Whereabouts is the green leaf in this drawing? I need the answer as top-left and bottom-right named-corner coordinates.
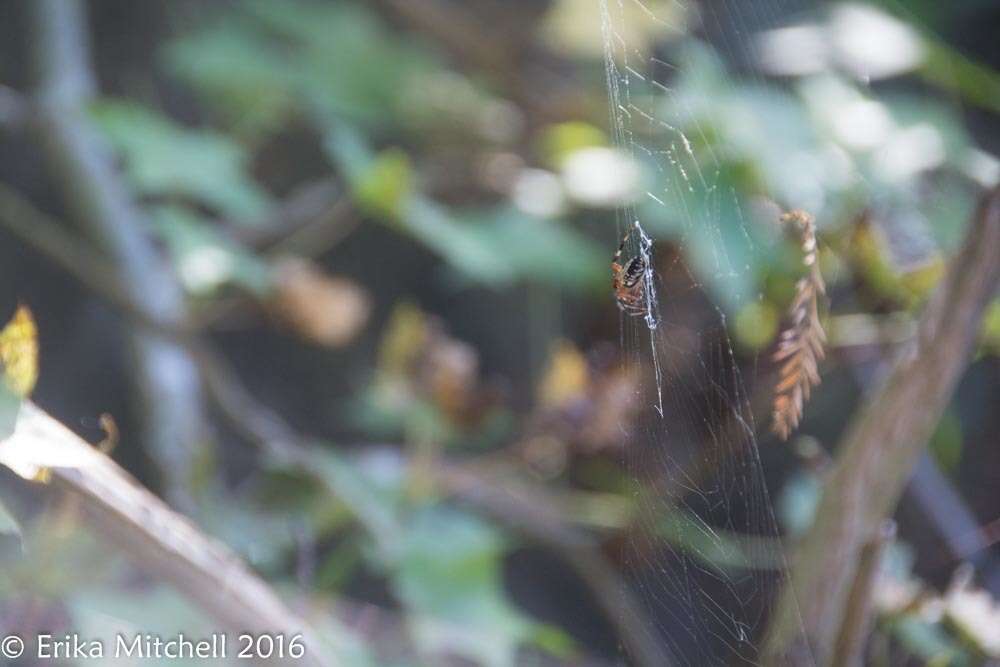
top-left (324, 125), bottom-right (514, 285)
top-left (246, 0), bottom-right (435, 125)
top-left (354, 149), bottom-right (415, 220)
top-left (392, 506), bottom-right (534, 667)
top-left (325, 124), bottom-right (606, 290)
top-left (467, 208), bottom-right (607, 290)
top-left (198, 499), bottom-right (299, 573)
top-left (402, 198), bottom-right (517, 286)
top-left (306, 451), bottom-right (551, 667)
top-left (315, 538), bottom-right (364, 592)
top-left (890, 615), bottom-right (969, 666)
top-left (166, 1), bottom-right (437, 131)
top-left (164, 19), bottom-right (299, 136)
top-left (91, 101), bottom-right (272, 221)
top-left (639, 166), bottom-right (771, 312)
top-left (308, 449), bottom-right (405, 553)
top-left (733, 301), bottom-right (779, 350)
top-left (540, 121), bottom-right (608, 167)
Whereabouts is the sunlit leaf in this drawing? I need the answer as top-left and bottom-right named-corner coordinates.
top-left (734, 301), bottom-right (780, 350)
top-left (541, 0), bottom-right (689, 59)
top-left (0, 305), bottom-right (38, 400)
top-left (353, 149), bottom-right (414, 221)
top-left (540, 121), bottom-right (608, 167)
top-left (537, 340), bottom-right (589, 408)
top-left (0, 306), bottom-right (37, 442)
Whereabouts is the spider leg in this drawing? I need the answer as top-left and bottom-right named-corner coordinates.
top-left (616, 289), bottom-right (648, 317)
top-left (613, 229), bottom-right (633, 263)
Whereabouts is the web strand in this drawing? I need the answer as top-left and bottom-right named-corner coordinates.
top-left (599, 0), bottom-right (813, 663)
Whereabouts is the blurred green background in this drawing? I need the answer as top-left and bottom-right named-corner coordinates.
top-left (0, 0), bottom-right (998, 665)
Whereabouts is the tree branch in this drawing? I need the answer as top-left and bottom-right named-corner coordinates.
top-left (764, 186), bottom-right (1000, 664)
top-left (25, 0), bottom-right (206, 509)
top-left (829, 521), bottom-right (895, 667)
top-left (1, 402), bottom-right (336, 667)
top-left (0, 85), bottom-right (29, 129)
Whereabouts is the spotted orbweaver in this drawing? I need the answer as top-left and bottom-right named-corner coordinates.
top-left (611, 229), bottom-right (649, 317)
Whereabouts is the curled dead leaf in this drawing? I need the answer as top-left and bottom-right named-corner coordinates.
top-left (97, 413), bottom-right (119, 455)
top-left (270, 256), bottom-right (370, 347)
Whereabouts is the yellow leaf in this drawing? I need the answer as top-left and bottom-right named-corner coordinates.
top-left (537, 340), bottom-right (589, 408)
top-left (0, 305), bottom-right (39, 398)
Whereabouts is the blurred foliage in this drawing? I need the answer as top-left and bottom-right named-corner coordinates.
top-left (91, 101), bottom-right (273, 221)
top-left (150, 204), bottom-right (272, 296)
top-left (300, 450), bottom-right (568, 666)
top-left (1, 0), bottom-right (998, 664)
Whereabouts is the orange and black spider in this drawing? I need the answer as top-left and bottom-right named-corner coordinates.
top-left (611, 229), bottom-right (648, 317)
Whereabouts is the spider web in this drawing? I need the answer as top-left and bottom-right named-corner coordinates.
top-left (599, 1), bottom-right (814, 663)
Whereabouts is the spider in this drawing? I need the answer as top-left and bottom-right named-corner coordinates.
top-left (611, 229), bottom-right (649, 317)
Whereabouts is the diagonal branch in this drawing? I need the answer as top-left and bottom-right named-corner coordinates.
top-left (1, 402), bottom-right (336, 667)
top-left (764, 186), bottom-right (1000, 664)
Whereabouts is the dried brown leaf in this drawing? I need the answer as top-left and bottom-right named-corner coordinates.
top-left (772, 210), bottom-right (828, 441)
top-left (270, 256), bottom-right (371, 347)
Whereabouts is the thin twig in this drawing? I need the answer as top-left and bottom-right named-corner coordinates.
top-left (222, 178), bottom-right (346, 250)
top-left (0, 183), bottom-right (189, 337)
